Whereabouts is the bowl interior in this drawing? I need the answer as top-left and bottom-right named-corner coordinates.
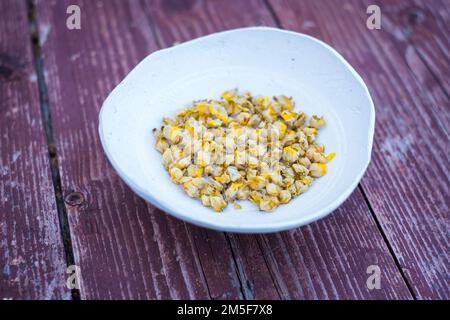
top-left (99, 27), bottom-right (374, 233)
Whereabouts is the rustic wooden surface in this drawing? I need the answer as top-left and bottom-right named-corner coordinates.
top-left (0, 0), bottom-right (448, 300)
top-left (0, 0), bottom-right (70, 299)
top-left (267, 0), bottom-right (449, 299)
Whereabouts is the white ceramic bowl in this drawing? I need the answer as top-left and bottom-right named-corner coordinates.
top-left (99, 27), bottom-right (375, 233)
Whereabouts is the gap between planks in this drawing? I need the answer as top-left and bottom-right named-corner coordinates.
top-left (26, 0), bottom-right (80, 300)
top-left (138, 0), bottom-right (252, 300)
top-left (262, 0), bottom-right (418, 299)
top-left (140, 0), bottom-right (411, 299)
top-left (27, 0), bottom-right (423, 299)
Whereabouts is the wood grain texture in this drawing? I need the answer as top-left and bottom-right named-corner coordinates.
top-left (0, 0), bottom-right (70, 300)
top-left (226, 191), bottom-right (412, 299)
top-left (268, 0), bottom-right (449, 299)
top-left (382, 0), bottom-right (450, 95)
top-left (32, 0), bottom-right (411, 299)
top-left (34, 0), bottom-right (242, 299)
top-left (143, 0), bottom-right (414, 299)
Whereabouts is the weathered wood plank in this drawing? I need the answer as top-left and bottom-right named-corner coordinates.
top-left (382, 0), bottom-right (450, 96)
top-left (34, 0), bottom-right (242, 299)
top-left (226, 190), bottom-right (412, 299)
top-left (0, 0), bottom-right (70, 299)
top-left (144, 0), bottom-right (412, 299)
top-left (36, 0), bottom-right (412, 299)
top-left (268, 0), bottom-right (449, 299)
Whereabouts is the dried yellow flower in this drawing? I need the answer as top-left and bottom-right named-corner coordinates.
top-left (154, 90), bottom-right (333, 212)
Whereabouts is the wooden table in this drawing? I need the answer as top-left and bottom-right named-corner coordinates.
top-left (0, 0), bottom-right (448, 300)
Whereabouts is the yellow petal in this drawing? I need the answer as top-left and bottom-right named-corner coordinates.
top-left (326, 152), bottom-right (336, 161)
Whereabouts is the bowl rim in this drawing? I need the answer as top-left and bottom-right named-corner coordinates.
top-left (98, 26), bottom-right (375, 233)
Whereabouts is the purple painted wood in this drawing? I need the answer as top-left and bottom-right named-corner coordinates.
top-left (268, 0), bottom-right (450, 299)
top-left (380, 0), bottom-right (450, 132)
top-left (0, 0), bottom-right (70, 299)
top-left (32, 0), bottom-right (411, 299)
top-left (383, 0), bottom-right (450, 95)
top-left (34, 0), bottom-right (239, 299)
